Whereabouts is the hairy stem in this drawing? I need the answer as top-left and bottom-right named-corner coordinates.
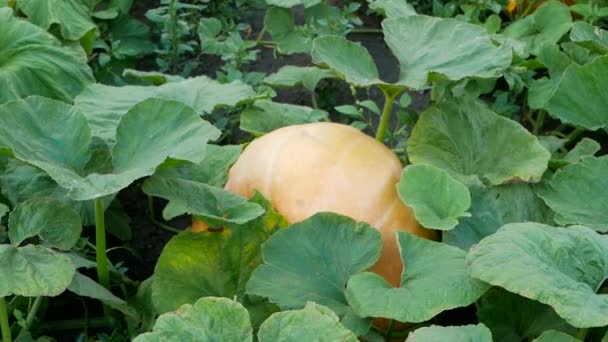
top-left (24, 297), bottom-right (43, 332)
top-left (94, 198), bottom-right (109, 289)
top-left (255, 27), bottom-right (267, 45)
top-left (147, 195), bottom-right (155, 220)
top-left (0, 297), bottom-right (12, 342)
top-left (311, 90), bottom-right (318, 109)
top-left (532, 111), bottom-right (545, 135)
top-left (376, 89), bottom-right (400, 143)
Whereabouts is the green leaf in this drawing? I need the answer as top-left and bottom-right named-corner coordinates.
top-left (264, 7), bottom-right (312, 54)
top-left (346, 232), bottom-right (489, 323)
top-left (247, 213), bottom-right (380, 331)
top-left (445, 182), bottom-right (553, 250)
top-left (0, 244), bottom-right (75, 297)
top-left (561, 138), bottom-right (600, 164)
top-left (74, 76), bottom-right (254, 143)
top-left (122, 69), bottom-right (185, 85)
top-left (258, 302), bottom-right (358, 342)
top-left (151, 193), bottom-right (285, 314)
top-left (240, 100), bottom-right (328, 135)
top-left (263, 65), bottom-right (336, 91)
top-left (68, 272), bottom-right (137, 317)
top-left (406, 324), bottom-right (493, 341)
top-left (8, 198), bottom-right (82, 250)
top-left (154, 144), bottom-right (242, 187)
top-left (569, 22), bottom-right (608, 54)
top-left (0, 203), bottom-right (7, 221)
top-left (503, 0), bottom-right (572, 56)
top-left (477, 288), bottom-right (576, 342)
top-left (407, 97), bottom-right (550, 185)
top-left (109, 16), bottom-right (154, 57)
top-left (543, 56), bottom-right (608, 130)
top-left (133, 297), bottom-right (253, 342)
top-left (533, 331), bottom-right (579, 342)
top-left (16, 0), bottom-right (97, 41)
top-left (397, 165), bottom-right (471, 231)
top-left (0, 8), bottom-right (94, 103)
top-left (369, 0), bottom-right (417, 18)
top-left (0, 97), bottom-right (220, 201)
top-left (467, 223), bottom-right (608, 328)
top-left (311, 36), bottom-right (383, 87)
top-left (143, 176), bottom-right (264, 226)
top-left (383, 15), bottom-right (511, 89)
top-left (536, 156), bottom-right (608, 232)
top-left (265, 0), bottom-right (322, 8)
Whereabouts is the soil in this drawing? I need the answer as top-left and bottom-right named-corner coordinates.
top-left (122, 2), bottom-right (430, 282)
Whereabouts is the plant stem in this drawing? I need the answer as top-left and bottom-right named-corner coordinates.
top-left (577, 328), bottom-right (588, 341)
top-left (566, 128), bottom-right (585, 145)
top-left (154, 220), bottom-right (182, 234)
top-left (94, 198), bottom-right (110, 289)
top-left (310, 90), bottom-right (318, 109)
top-left (147, 195), bottom-right (155, 220)
top-left (169, 0), bottom-right (179, 74)
top-left (376, 89), bottom-right (400, 143)
top-left (24, 297), bottom-right (43, 332)
top-left (255, 27), bottom-right (267, 45)
top-left (351, 28), bottom-right (383, 34)
top-left (0, 297), bottom-right (12, 342)
top-left (532, 111), bottom-right (545, 135)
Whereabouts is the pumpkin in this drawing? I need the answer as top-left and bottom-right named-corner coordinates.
top-left (192, 122), bottom-right (436, 287)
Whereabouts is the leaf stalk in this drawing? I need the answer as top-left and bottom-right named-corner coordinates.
top-left (0, 297), bottom-right (12, 342)
top-left (94, 198), bottom-right (110, 290)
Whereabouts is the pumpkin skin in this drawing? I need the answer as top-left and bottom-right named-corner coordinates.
top-left (193, 122), bottom-right (436, 287)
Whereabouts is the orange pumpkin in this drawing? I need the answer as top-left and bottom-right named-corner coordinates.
top-left (193, 122), bottom-right (436, 287)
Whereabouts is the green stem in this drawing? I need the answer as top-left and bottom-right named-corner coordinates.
top-left (0, 297), bottom-right (12, 342)
top-left (154, 220), bottom-right (182, 234)
top-left (351, 28), bottom-right (383, 34)
top-left (566, 128), bottom-right (585, 145)
top-left (577, 328), bottom-right (588, 341)
top-left (147, 195), bottom-right (155, 220)
top-left (384, 320), bottom-right (395, 339)
top-left (310, 90), bottom-right (318, 109)
top-left (258, 40), bottom-right (276, 46)
top-left (94, 198), bottom-right (110, 289)
top-left (169, 0), bottom-right (179, 74)
top-left (532, 111), bottom-right (545, 135)
top-left (375, 90), bottom-right (400, 143)
top-left (24, 297), bottom-right (43, 332)
top-left (255, 27), bottom-right (267, 45)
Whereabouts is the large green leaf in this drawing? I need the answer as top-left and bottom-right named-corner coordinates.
top-left (533, 331), bottom-right (580, 342)
top-left (445, 182), bottom-right (553, 250)
top-left (397, 164), bottom-right (471, 231)
top-left (258, 302), bottom-right (357, 342)
top-left (8, 198), bottom-right (82, 250)
top-left (143, 176), bottom-right (264, 226)
top-left (407, 98), bottom-right (550, 185)
top-left (311, 36), bottom-right (383, 87)
top-left (346, 232), bottom-right (489, 323)
top-left (543, 56), bottom-right (608, 130)
top-left (383, 15), bottom-right (511, 89)
top-left (133, 297), bottom-right (253, 342)
top-left (503, 0), bottom-right (572, 56)
top-left (536, 156), bottom-right (608, 232)
top-left (570, 22), bottom-right (608, 54)
top-left (0, 244), bottom-right (75, 297)
top-left (467, 223), bottom-right (608, 328)
top-left (109, 16), bottom-right (155, 58)
top-left (17, 0), bottom-right (97, 41)
top-left (263, 65), bottom-right (336, 91)
top-left (477, 288), bottom-right (576, 342)
top-left (247, 213), bottom-right (381, 315)
top-left (151, 193), bottom-right (285, 314)
top-left (0, 97), bottom-right (219, 201)
top-left (406, 324), bottom-right (493, 341)
top-left (240, 100), bottom-right (328, 135)
top-left (74, 76), bottom-right (255, 143)
top-left (0, 8), bottom-right (94, 103)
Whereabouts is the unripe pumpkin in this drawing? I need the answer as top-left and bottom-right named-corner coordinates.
top-left (192, 122), bottom-right (436, 287)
